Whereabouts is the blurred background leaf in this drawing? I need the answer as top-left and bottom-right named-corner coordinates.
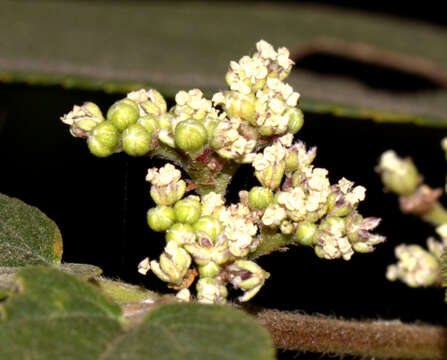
top-left (1, 0), bottom-right (447, 126)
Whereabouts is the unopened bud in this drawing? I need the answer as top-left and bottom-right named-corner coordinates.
top-left (122, 123), bottom-right (152, 157)
top-left (193, 216), bottom-right (222, 242)
top-left (147, 206), bottom-right (176, 232)
top-left (378, 150), bottom-right (419, 196)
top-left (107, 98), bottom-right (139, 131)
top-left (248, 187), bottom-right (274, 210)
top-left (87, 121), bottom-right (119, 158)
top-left (174, 119), bottom-right (208, 153)
top-left (174, 196), bottom-right (202, 224)
top-left (295, 221), bottom-right (317, 246)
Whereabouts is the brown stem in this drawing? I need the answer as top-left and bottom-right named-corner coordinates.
top-left (121, 300), bottom-right (447, 359)
top-left (246, 305), bottom-right (447, 360)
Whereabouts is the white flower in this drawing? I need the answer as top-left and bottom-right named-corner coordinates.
top-left (146, 163), bottom-right (182, 186)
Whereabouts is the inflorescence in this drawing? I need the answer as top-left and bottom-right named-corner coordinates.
top-left (61, 40), bottom-right (385, 304)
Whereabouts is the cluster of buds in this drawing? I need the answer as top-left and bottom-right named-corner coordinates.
top-left (61, 40), bottom-right (304, 169)
top-left (213, 40), bottom-right (303, 140)
top-left (386, 224), bottom-right (446, 287)
top-left (143, 164), bottom-right (270, 304)
top-left (61, 89), bottom-right (167, 157)
top-left (61, 40), bottom-right (385, 304)
top-left (248, 135), bottom-right (385, 261)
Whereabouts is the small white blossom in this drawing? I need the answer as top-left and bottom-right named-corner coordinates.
top-left (146, 163), bottom-right (182, 187)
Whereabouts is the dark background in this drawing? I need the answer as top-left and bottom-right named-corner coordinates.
top-left (0, 2), bottom-right (446, 359)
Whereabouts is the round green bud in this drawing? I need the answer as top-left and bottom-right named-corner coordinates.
top-left (198, 262), bottom-right (221, 278)
top-left (87, 121), bottom-right (119, 157)
top-left (174, 196), bottom-right (202, 224)
top-left (295, 222), bottom-right (317, 246)
top-left (147, 206), bottom-right (176, 232)
top-left (284, 107), bottom-right (304, 134)
top-left (137, 115), bottom-right (159, 137)
top-left (248, 187), bottom-right (274, 210)
top-left (193, 216), bottom-right (222, 242)
top-left (174, 119), bottom-right (208, 153)
top-left (107, 99), bottom-right (139, 131)
top-left (166, 223), bottom-right (195, 245)
top-left (280, 220), bottom-right (294, 235)
top-left (122, 123), bottom-right (152, 157)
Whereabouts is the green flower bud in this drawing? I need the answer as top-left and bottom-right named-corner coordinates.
top-left (193, 216), bottom-right (222, 242)
top-left (122, 123), bottom-right (152, 157)
top-left (198, 261), bottom-right (221, 278)
top-left (248, 187), bottom-right (274, 210)
top-left (165, 223), bottom-right (195, 245)
top-left (146, 89), bottom-right (167, 114)
top-left (196, 278), bottom-right (228, 304)
top-left (150, 180), bottom-right (186, 206)
top-left (285, 107), bottom-right (304, 134)
top-left (174, 196), bottom-right (202, 224)
top-left (87, 121), bottom-right (119, 158)
top-left (295, 221), bottom-right (317, 246)
top-left (378, 150), bottom-right (419, 196)
top-left (280, 220), bottom-right (293, 235)
top-left (224, 92), bottom-right (256, 125)
top-left (147, 206), bottom-right (176, 232)
top-left (174, 119), bottom-right (208, 153)
top-left (151, 241), bottom-right (191, 284)
top-left (107, 99), bottom-right (139, 131)
top-left (137, 115), bottom-right (159, 137)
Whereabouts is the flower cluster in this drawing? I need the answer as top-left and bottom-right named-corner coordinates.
top-left (61, 40), bottom-right (303, 168)
top-left (386, 223), bottom-right (446, 287)
top-left (249, 136), bottom-right (384, 261)
top-left (144, 164), bottom-right (269, 304)
top-left (61, 40), bottom-right (385, 304)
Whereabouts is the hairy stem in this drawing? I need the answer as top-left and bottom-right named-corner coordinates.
top-left (248, 228), bottom-right (294, 260)
top-left (150, 144), bottom-right (240, 196)
top-left (121, 300), bottom-right (447, 359)
top-left (245, 305), bottom-right (447, 359)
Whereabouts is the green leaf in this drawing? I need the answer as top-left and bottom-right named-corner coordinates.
top-left (0, 267), bottom-right (275, 360)
top-left (102, 302), bottom-right (276, 360)
top-left (1, 266), bottom-right (121, 321)
top-left (1, 1), bottom-right (447, 126)
top-left (0, 193), bottom-right (62, 266)
top-left (0, 266), bottom-right (123, 360)
top-left (95, 277), bottom-right (159, 305)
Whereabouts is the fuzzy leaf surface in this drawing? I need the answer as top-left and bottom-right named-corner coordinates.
top-left (0, 266), bottom-right (123, 360)
top-left (1, 1), bottom-right (447, 126)
top-left (0, 193), bottom-right (62, 266)
top-left (102, 302), bottom-right (276, 360)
